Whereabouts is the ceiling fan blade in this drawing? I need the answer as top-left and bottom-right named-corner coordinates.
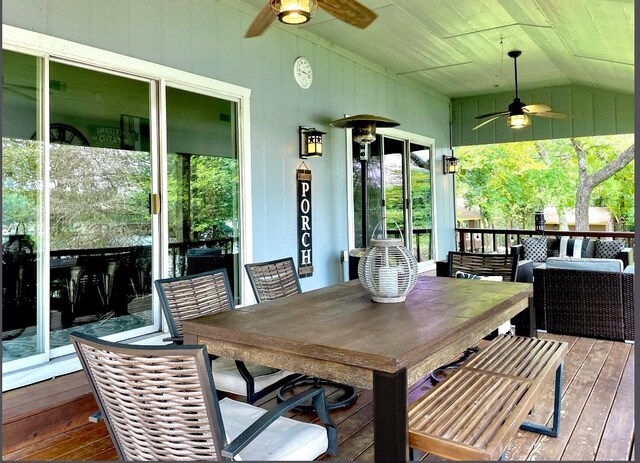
top-left (245, 2), bottom-right (276, 38)
top-left (318, 0), bottom-right (377, 29)
top-left (523, 104), bottom-right (552, 114)
top-left (531, 111), bottom-right (570, 120)
top-left (472, 115), bottom-right (503, 130)
top-left (475, 110), bottom-right (510, 120)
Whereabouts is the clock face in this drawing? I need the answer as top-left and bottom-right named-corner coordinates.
top-left (293, 57), bottom-right (313, 89)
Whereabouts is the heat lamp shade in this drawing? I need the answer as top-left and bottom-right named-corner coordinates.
top-left (357, 238), bottom-right (418, 303)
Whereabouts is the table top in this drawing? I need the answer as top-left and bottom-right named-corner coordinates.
top-left (183, 275), bottom-right (532, 388)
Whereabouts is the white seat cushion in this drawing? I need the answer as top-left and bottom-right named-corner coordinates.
top-left (212, 357), bottom-right (295, 396)
top-left (219, 397), bottom-right (329, 461)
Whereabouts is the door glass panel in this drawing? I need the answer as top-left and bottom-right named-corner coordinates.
top-left (409, 143), bottom-right (432, 262)
top-left (48, 62), bottom-right (153, 350)
top-left (352, 138), bottom-right (383, 248)
top-left (2, 50), bottom-right (44, 361)
top-left (382, 137), bottom-right (407, 241)
top-left (351, 135), bottom-right (434, 270)
top-left (166, 87), bottom-right (241, 303)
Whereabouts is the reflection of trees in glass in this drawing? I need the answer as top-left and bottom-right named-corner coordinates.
top-left (48, 144), bottom-right (151, 249)
top-left (2, 138), bottom-right (41, 242)
top-left (167, 153), bottom-right (239, 242)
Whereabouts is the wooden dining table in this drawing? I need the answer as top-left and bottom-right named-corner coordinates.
top-left (182, 274), bottom-right (533, 461)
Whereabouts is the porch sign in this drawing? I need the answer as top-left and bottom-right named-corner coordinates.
top-left (297, 168), bottom-right (313, 277)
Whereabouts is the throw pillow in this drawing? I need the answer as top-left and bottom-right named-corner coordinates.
top-left (558, 236), bottom-right (589, 258)
top-left (454, 271), bottom-right (503, 281)
top-left (595, 239), bottom-right (625, 259)
top-left (522, 236), bottom-right (547, 262)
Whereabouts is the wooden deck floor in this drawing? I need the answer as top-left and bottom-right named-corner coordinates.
top-left (3, 333), bottom-right (634, 461)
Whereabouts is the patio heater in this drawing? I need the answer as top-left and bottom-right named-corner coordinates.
top-left (330, 114), bottom-right (400, 247)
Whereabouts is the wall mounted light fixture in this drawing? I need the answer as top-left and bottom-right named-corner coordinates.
top-left (444, 155), bottom-right (458, 174)
top-left (273, 0), bottom-right (318, 25)
top-left (299, 126), bottom-right (325, 158)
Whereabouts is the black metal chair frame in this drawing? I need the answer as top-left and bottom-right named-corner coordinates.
top-left (155, 268), bottom-right (299, 404)
top-left (245, 257), bottom-right (358, 410)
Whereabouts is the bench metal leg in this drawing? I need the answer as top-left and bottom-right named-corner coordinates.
top-left (520, 362), bottom-right (563, 437)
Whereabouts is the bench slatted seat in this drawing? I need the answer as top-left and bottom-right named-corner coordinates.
top-left (408, 335), bottom-right (567, 461)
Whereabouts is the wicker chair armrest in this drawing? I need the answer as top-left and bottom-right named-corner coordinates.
top-left (435, 259), bottom-right (450, 277)
top-left (510, 244), bottom-right (524, 258)
top-left (515, 259), bottom-right (533, 283)
top-left (622, 272), bottom-right (635, 341)
top-left (221, 386), bottom-right (337, 458)
top-left (617, 248), bottom-right (633, 268)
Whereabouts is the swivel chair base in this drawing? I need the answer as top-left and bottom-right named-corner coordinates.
top-left (277, 376), bottom-right (357, 411)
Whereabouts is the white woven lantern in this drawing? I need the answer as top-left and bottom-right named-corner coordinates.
top-left (358, 234), bottom-right (418, 303)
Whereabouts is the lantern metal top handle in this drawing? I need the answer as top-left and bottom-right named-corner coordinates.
top-left (371, 217), bottom-right (404, 243)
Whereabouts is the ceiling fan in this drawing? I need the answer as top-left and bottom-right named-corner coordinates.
top-left (245, 0), bottom-right (377, 38)
top-left (473, 50), bottom-right (569, 130)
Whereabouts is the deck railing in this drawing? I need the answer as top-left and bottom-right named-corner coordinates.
top-left (456, 228), bottom-right (635, 254)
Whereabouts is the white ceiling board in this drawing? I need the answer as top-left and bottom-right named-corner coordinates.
top-left (236, 0), bottom-right (635, 98)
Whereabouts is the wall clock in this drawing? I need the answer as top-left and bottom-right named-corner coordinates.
top-left (293, 57), bottom-right (313, 89)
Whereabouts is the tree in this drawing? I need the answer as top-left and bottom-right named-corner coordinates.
top-left (570, 139), bottom-right (634, 230)
top-left (456, 134), bottom-right (634, 231)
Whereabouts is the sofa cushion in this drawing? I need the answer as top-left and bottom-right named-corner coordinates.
top-left (595, 239), bottom-right (626, 259)
top-left (558, 237), bottom-right (589, 258)
top-left (546, 257), bottom-right (623, 273)
top-left (522, 236), bottom-right (547, 262)
top-left (454, 271), bottom-right (503, 281)
top-left (585, 239), bottom-right (596, 258)
top-left (546, 237), bottom-right (560, 257)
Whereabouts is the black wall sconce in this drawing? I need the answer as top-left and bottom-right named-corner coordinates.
top-left (299, 126), bottom-right (326, 158)
top-left (443, 155), bottom-right (458, 174)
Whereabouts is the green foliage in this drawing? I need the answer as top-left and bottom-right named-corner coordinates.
top-left (456, 134), bottom-right (634, 230)
top-left (166, 153), bottom-right (239, 241)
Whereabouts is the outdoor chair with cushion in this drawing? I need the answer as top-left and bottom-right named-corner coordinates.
top-left (436, 251), bottom-right (535, 336)
top-left (70, 332), bottom-right (337, 461)
top-left (533, 262), bottom-right (635, 341)
top-left (245, 257), bottom-right (358, 410)
top-left (154, 269), bottom-right (299, 404)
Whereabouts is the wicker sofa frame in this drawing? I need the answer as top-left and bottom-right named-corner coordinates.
top-left (533, 267), bottom-right (634, 342)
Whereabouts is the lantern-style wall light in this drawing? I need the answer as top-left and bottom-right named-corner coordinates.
top-left (299, 126), bottom-right (325, 158)
top-left (443, 155), bottom-right (458, 174)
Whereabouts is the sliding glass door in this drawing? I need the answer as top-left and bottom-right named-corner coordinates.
top-left (165, 86), bottom-right (241, 303)
top-left (351, 131), bottom-right (434, 269)
top-left (2, 33), bottom-right (249, 389)
top-left (3, 51), bottom-right (157, 368)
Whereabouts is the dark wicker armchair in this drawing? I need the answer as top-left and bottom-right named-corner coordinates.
top-left (154, 269), bottom-right (299, 404)
top-left (71, 332), bottom-right (337, 461)
top-left (245, 257), bottom-right (358, 410)
top-left (533, 267), bottom-right (634, 341)
top-left (436, 251), bottom-right (532, 283)
top-left (436, 251), bottom-right (535, 336)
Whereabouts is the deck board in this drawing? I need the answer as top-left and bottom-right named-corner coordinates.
top-left (596, 347), bottom-right (635, 461)
top-left (2, 335), bottom-right (633, 461)
top-left (562, 341), bottom-right (631, 461)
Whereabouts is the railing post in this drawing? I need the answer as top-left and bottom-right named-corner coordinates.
top-left (458, 230), bottom-right (466, 252)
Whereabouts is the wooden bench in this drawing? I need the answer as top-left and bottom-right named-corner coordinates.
top-left (408, 335), bottom-right (567, 461)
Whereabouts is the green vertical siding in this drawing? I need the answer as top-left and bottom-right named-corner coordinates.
top-left (452, 85), bottom-right (634, 146)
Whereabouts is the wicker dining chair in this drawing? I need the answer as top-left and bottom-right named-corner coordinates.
top-left (154, 269), bottom-right (299, 404)
top-left (245, 257), bottom-right (358, 410)
top-left (70, 332), bottom-right (337, 461)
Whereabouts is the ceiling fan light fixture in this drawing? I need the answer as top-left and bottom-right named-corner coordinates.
top-left (273, 0), bottom-right (317, 25)
top-left (507, 113), bottom-right (529, 129)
